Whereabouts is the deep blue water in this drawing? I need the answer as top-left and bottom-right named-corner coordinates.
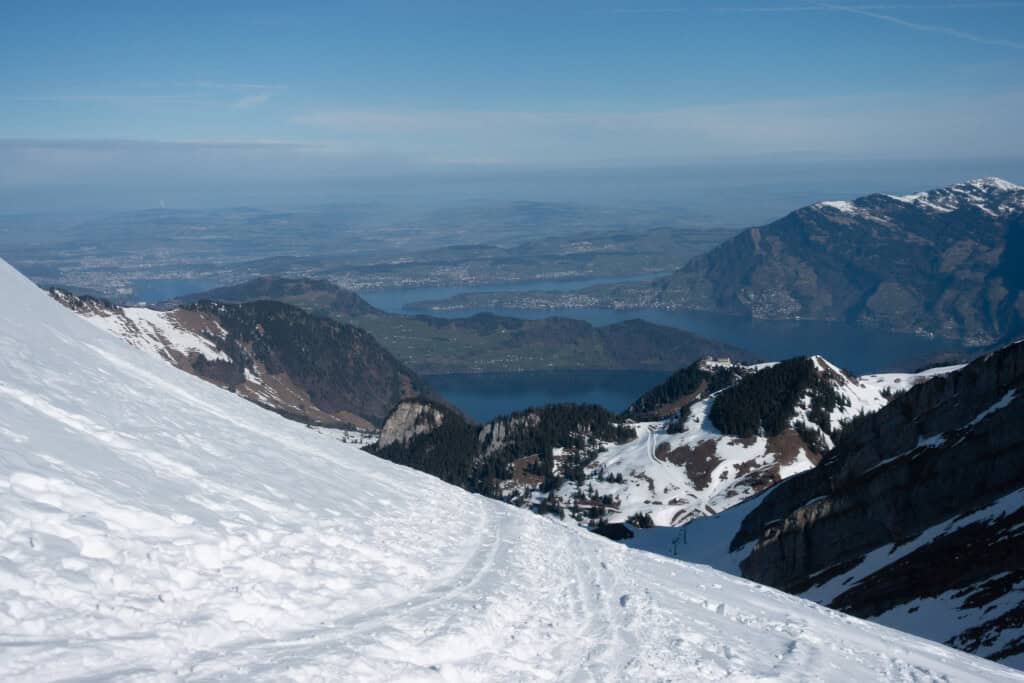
top-left (476, 307), bottom-right (962, 375)
top-left (130, 278), bottom-right (221, 304)
top-left (426, 370), bottom-right (671, 423)
top-left (364, 285), bottom-right (964, 376)
top-left (425, 310), bottom-right (965, 417)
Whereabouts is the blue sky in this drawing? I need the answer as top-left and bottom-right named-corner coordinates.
top-left (2, 1), bottom-right (1023, 209)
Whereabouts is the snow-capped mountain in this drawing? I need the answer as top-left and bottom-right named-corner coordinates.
top-left (886, 176), bottom-right (1024, 216)
top-left (375, 355), bottom-right (957, 530)
top-left (817, 177), bottom-right (1024, 220)
top-left (650, 177), bottom-right (1024, 346)
top-left (4, 259), bottom-right (1017, 680)
top-left (49, 288), bottom-right (429, 430)
top-left (542, 356), bottom-right (958, 527)
top-left (629, 339), bottom-right (1024, 669)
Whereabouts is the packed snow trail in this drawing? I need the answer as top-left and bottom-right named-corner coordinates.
top-left (0, 260), bottom-right (1019, 682)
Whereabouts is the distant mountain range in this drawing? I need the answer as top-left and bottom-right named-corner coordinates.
top-left (411, 178), bottom-right (1024, 348)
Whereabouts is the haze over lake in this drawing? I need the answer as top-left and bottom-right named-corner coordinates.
top-left (363, 284), bottom-right (964, 374)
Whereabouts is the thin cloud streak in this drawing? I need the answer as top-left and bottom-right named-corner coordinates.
top-left (820, 2), bottom-right (1024, 48)
top-left (609, 2), bottom-right (1024, 14)
top-left (235, 93), bottom-right (271, 109)
top-left (719, 2), bottom-right (1024, 11)
top-left (604, 3), bottom-right (1024, 49)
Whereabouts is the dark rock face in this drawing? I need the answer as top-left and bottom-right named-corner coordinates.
top-left (371, 401), bottom-right (632, 497)
top-left (377, 400), bottom-right (450, 449)
top-left (188, 300), bottom-right (428, 427)
top-left (728, 339), bottom-right (1024, 665)
top-left (48, 288), bottom-right (122, 316)
top-left (651, 178), bottom-right (1024, 347)
top-left (50, 289), bottom-right (427, 430)
top-left (372, 399), bottom-right (480, 487)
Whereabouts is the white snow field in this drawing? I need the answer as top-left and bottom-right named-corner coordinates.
top-left (0, 258), bottom-right (1019, 683)
top-left (545, 357), bottom-right (961, 528)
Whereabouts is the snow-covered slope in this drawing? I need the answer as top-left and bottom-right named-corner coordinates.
top-left (538, 357), bottom-right (958, 528)
top-left (50, 288), bottom-right (231, 365)
top-left (815, 177), bottom-right (1024, 220)
top-left (627, 341), bottom-right (1024, 669)
top-left (48, 288), bottom-right (428, 431)
top-left (886, 177), bottom-right (1024, 216)
top-left (1, 259), bottom-right (1019, 682)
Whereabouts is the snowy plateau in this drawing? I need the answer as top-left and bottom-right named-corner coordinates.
top-left (0, 257), bottom-right (1020, 682)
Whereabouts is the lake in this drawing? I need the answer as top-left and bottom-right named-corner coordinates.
top-left (426, 370), bottom-right (671, 423)
top-left (130, 277), bottom-right (221, 304)
top-left (127, 275), bottom-right (967, 418)
top-left (363, 285), bottom-right (965, 376)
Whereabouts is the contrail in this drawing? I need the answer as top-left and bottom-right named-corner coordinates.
top-left (721, 2), bottom-right (1024, 11)
top-left (819, 2), bottom-right (1024, 49)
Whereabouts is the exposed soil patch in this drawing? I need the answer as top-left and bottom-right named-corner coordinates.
top-left (766, 428), bottom-right (818, 466)
top-left (509, 454), bottom-right (545, 487)
top-left (656, 440), bottom-right (721, 490)
top-left (652, 381), bottom-right (707, 419)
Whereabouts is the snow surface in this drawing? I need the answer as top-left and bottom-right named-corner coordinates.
top-left (816, 177), bottom-right (1024, 220)
top-left (546, 358), bottom-right (959, 528)
top-left (814, 200), bottom-right (895, 225)
top-left (887, 177), bottom-right (1024, 216)
top-left (549, 413), bottom-right (805, 527)
top-left (1, 259), bottom-right (1020, 681)
top-left (968, 388), bottom-right (1017, 428)
top-left (79, 304), bottom-right (229, 364)
top-left (816, 200), bottom-right (857, 214)
top-left (961, 177), bottom-right (1023, 193)
top-left (824, 359), bottom-right (962, 436)
top-left (626, 365), bottom-right (1024, 669)
top-left (800, 490), bottom-right (1024, 608)
top-left (799, 490), bottom-right (1024, 667)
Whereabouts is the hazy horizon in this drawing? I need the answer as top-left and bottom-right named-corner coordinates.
top-left (4, 1), bottom-right (1024, 218)
top-left (4, 156), bottom-right (1023, 231)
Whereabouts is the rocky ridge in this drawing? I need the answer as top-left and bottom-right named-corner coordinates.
top-left (637, 338), bottom-right (1024, 668)
top-left (50, 288), bottom-right (427, 430)
top-left (652, 178), bottom-right (1024, 346)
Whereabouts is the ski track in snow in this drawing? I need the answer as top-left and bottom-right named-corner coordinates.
top-left (0, 259), bottom-right (1021, 681)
